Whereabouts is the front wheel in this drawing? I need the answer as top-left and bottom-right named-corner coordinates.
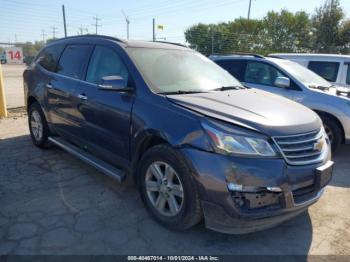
top-left (138, 145), bottom-right (202, 231)
top-left (321, 115), bottom-right (342, 152)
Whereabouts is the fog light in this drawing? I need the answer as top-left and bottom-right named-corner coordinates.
top-left (227, 183), bottom-right (261, 193)
top-left (227, 183), bottom-right (282, 193)
top-left (266, 186), bottom-right (283, 192)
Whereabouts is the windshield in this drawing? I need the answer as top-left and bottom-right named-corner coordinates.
top-left (127, 47), bottom-right (243, 93)
top-left (273, 59), bottom-right (332, 88)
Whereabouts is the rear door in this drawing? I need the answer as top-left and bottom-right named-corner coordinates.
top-left (48, 44), bottom-right (93, 140)
top-left (75, 45), bottom-right (134, 166)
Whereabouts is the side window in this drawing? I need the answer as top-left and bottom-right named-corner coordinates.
top-left (37, 44), bottom-right (65, 72)
top-left (347, 65), bottom-right (350, 85)
top-left (56, 45), bottom-right (92, 79)
top-left (215, 59), bottom-right (246, 81)
top-left (308, 61), bottom-right (339, 82)
top-left (244, 61), bottom-right (284, 86)
top-left (86, 46), bottom-right (129, 85)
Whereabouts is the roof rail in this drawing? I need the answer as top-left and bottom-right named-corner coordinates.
top-left (154, 41), bottom-right (188, 48)
top-left (267, 54), bottom-right (285, 59)
top-left (211, 53), bottom-right (265, 59)
top-left (50, 35), bottom-right (127, 44)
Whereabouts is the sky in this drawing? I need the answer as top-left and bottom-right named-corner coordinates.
top-left (1, 0), bottom-right (350, 44)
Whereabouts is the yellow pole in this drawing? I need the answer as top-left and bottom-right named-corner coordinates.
top-left (0, 63), bottom-right (8, 118)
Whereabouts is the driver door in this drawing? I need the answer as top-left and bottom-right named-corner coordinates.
top-left (75, 45), bottom-right (134, 166)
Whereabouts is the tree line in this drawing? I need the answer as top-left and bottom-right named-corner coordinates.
top-left (185, 0), bottom-right (350, 56)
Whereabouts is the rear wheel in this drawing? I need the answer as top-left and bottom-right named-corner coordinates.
top-left (321, 115), bottom-right (342, 152)
top-left (138, 144), bottom-right (202, 230)
top-left (28, 102), bottom-right (51, 148)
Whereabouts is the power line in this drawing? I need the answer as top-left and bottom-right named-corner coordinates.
top-left (92, 16), bottom-right (101, 35)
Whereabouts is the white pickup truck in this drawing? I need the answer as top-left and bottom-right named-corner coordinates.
top-left (270, 54), bottom-right (350, 89)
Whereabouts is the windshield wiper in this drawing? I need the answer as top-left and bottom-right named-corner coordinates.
top-left (212, 85), bottom-right (244, 91)
top-left (158, 90), bottom-right (208, 95)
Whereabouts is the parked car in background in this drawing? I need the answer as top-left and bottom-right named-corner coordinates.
top-left (269, 53), bottom-right (350, 89)
top-left (211, 54), bottom-right (350, 151)
top-left (24, 35), bottom-right (333, 234)
top-left (24, 56), bottom-right (35, 66)
top-left (0, 53), bottom-right (7, 64)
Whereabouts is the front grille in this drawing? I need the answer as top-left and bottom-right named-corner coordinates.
top-left (273, 129), bottom-right (327, 165)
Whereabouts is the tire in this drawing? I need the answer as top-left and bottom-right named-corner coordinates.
top-left (28, 102), bottom-right (51, 148)
top-left (321, 115), bottom-right (342, 152)
top-left (138, 144), bottom-right (202, 231)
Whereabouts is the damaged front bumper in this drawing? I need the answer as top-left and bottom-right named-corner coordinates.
top-left (181, 147), bottom-right (333, 234)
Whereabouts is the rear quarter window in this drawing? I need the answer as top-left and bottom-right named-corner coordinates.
top-left (215, 59), bottom-right (246, 81)
top-left (308, 61), bottom-right (339, 82)
top-left (36, 44), bottom-right (65, 72)
top-left (347, 64), bottom-right (350, 85)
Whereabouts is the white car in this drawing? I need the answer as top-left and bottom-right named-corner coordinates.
top-left (211, 54), bottom-right (350, 151)
top-left (270, 53), bottom-right (350, 89)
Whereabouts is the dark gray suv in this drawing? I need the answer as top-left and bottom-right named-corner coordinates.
top-left (24, 35), bottom-right (333, 234)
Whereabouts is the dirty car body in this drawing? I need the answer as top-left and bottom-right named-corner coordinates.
top-left (24, 36), bottom-right (333, 234)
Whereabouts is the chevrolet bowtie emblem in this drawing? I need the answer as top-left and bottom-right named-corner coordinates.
top-left (313, 139), bottom-right (324, 151)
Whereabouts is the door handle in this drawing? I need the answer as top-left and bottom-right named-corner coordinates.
top-left (77, 94), bottom-right (88, 100)
top-left (46, 83), bottom-right (53, 89)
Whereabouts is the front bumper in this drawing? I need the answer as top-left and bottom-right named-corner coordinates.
top-left (181, 147), bottom-right (332, 234)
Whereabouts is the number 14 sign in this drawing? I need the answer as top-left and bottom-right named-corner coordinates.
top-left (5, 47), bottom-right (23, 64)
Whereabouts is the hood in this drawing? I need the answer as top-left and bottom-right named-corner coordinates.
top-left (167, 89), bottom-right (321, 136)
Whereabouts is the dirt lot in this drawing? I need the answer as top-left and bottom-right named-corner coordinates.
top-left (1, 64), bottom-right (26, 109)
top-left (0, 115), bottom-right (349, 255)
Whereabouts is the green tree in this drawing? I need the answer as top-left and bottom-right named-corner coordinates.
top-left (262, 10), bottom-right (313, 52)
top-left (312, 0), bottom-right (344, 52)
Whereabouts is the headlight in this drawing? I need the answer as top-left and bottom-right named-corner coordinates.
top-left (202, 122), bottom-right (277, 157)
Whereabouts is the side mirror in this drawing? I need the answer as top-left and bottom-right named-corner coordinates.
top-left (274, 76), bottom-right (290, 88)
top-left (98, 76), bottom-right (133, 92)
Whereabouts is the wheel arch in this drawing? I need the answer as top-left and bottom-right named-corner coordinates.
top-left (313, 109), bottom-right (345, 143)
top-left (131, 133), bottom-right (169, 182)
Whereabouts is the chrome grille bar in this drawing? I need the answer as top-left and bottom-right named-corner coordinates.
top-left (273, 129), bottom-right (328, 165)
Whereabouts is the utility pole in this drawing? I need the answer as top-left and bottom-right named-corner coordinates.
top-left (78, 24), bottom-right (88, 35)
top-left (51, 26), bottom-right (58, 39)
top-left (62, 5), bottom-right (67, 38)
top-left (152, 18), bottom-right (156, 41)
top-left (247, 0), bottom-right (252, 20)
top-left (92, 16), bottom-right (101, 35)
top-left (122, 10), bottom-right (130, 40)
top-left (14, 34), bottom-right (18, 44)
top-left (41, 30), bottom-right (46, 42)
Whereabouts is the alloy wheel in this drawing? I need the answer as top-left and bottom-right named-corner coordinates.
top-left (30, 110), bottom-right (43, 142)
top-left (145, 161), bottom-right (184, 217)
top-left (324, 125), bottom-right (334, 144)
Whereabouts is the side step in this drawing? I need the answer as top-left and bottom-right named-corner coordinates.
top-left (48, 137), bottom-right (126, 182)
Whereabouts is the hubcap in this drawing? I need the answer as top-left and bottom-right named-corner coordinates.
top-left (145, 161), bottom-right (184, 217)
top-left (30, 110), bottom-right (43, 141)
top-left (324, 125), bottom-right (334, 144)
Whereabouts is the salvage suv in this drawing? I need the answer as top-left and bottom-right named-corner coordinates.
top-left (24, 36), bottom-right (333, 234)
top-left (211, 54), bottom-right (350, 152)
